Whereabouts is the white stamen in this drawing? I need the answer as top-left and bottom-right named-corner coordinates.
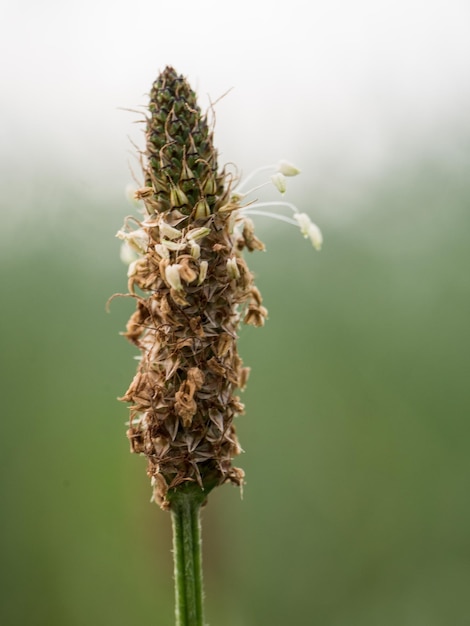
top-left (165, 264), bottom-right (183, 291)
top-left (120, 241), bottom-right (139, 265)
top-left (294, 213), bottom-right (323, 250)
top-left (189, 241), bottom-right (201, 259)
top-left (246, 200), bottom-right (299, 214)
top-left (277, 160), bottom-right (301, 176)
top-left (243, 210), bottom-right (299, 226)
top-left (160, 239), bottom-right (186, 251)
top-left (155, 243), bottom-right (170, 259)
top-left (234, 164), bottom-right (274, 194)
top-left (226, 257), bottom-right (240, 279)
top-left (160, 221), bottom-right (182, 240)
top-left (198, 260), bottom-right (208, 285)
top-left (271, 173), bottom-right (287, 194)
top-left (116, 228), bottom-right (149, 253)
top-left (186, 227), bottom-right (211, 241)
top-left (127, 259), bottom-right (139, 278)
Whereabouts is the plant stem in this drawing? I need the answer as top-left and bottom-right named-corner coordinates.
top-left (170, 487), bottom-right (206, 626)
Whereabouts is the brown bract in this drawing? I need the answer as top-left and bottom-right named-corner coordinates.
top-left (118, 67), bottom-right (267, 509)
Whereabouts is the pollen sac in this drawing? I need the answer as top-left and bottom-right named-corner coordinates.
top-left (118, 66), bottom-right (268, 509)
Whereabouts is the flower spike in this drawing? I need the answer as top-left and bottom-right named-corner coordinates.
top-left (117, 67), bottom-right (268, 508)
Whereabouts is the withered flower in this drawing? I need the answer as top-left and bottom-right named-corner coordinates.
top-left (117, 66), bottom-right (267, 509)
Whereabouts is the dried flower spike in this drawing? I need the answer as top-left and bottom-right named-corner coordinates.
top-left (118, 66), bottom-right (268, 509)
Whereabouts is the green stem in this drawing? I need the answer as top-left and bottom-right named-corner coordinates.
top-left (170, 487), bottom-right (206, 626)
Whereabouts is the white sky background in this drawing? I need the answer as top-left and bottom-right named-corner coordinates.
top-left (1, 0), bottom-right (470, 218)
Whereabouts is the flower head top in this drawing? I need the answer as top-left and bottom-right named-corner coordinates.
top-left (142, 68), bottom-right (229, 217)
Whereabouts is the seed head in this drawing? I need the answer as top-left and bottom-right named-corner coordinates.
top-left (118, 67), bottom-right (267, 508)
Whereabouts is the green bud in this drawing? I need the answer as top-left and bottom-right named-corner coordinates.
top-left (170, 185), bottom-right (189, 209)
top-left (194, 198), bottom-right (211, 219)
top-left (203, 176), bottom-right (217, 196)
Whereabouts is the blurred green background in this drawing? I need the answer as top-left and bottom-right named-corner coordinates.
top-left (2, 1), bottom-right (470, 624)
top-left (1, 145), bottom-right (469, 625)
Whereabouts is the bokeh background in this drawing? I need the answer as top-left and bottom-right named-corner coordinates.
top-left (1, 1), bottom-right (470, 624)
